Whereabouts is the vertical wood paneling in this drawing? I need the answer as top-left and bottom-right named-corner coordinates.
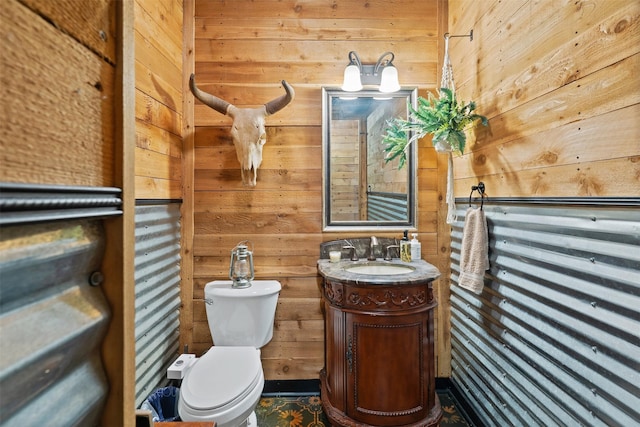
top-left (191, 0), bottom-right (446, 379)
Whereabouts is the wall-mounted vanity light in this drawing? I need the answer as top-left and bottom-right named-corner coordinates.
top-left (342, 51), bottom-right (401, 93)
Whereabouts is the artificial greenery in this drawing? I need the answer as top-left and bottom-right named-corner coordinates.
top-left (383, 88), bottom-right (488, 167)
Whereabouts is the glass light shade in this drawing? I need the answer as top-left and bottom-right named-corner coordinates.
top-left (379, 65), bottom-right (401, 93)
top-left (342, 64), bottom-right (363, 92)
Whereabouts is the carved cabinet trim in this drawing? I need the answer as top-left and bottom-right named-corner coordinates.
top-left (324, 279), bottom-right (434, 311)
top-left (320, 277), bottom-right (442, 427)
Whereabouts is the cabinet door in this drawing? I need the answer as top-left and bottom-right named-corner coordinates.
top-left (345, 311), bottom-right (431, 426)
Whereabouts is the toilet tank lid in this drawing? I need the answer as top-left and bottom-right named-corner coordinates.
top-left (181, 347), bottom-right (261, 411)
top-left (205, 280), bottom-right (281, 297)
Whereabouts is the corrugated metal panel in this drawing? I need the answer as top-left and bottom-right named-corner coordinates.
top-left (449, 201), bottom-right (640, 427)
top-left (0, 220), bottom-right (110, 427)
top-left (134, 203), bottom-right (181, 407)
top-left (367, 192), bottom-right (408, 221)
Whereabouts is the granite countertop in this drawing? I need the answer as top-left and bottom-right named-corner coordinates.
top-left (317, 258), bottom-right (440, 286)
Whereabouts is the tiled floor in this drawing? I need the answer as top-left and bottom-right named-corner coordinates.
top-left (255, 390), bottom-right (472, 426)
top-left (438, 391), bottom-right (472, 426)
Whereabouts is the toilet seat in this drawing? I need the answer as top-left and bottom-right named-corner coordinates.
top-left (180, 346), bottom-right (262, 413)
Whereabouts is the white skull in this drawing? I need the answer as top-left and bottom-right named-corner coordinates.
top-left (190, 74), bottom-right (295, 186)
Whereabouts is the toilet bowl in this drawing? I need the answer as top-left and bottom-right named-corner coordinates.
top-left (177, 280), bottom-right (281, 426)
top-left (178, 347), bottom-right (263, 427)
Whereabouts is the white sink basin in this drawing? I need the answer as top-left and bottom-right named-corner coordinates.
top-left (345, 264), bottom-right (414, 275)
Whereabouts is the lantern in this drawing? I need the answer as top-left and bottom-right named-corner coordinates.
top-left (229, 241), bottom-right (254, 288)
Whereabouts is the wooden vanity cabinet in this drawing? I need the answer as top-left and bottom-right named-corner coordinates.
top-left (320, 277), bottom-right (442, 427)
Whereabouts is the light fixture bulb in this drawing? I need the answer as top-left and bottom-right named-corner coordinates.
top-left (342, 64), bottom-right (363, 92)
top-left (379, 65), bottom-right (401, 93)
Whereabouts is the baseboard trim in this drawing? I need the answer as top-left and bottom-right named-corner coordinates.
top-left (264, 378), bottom-right (459, 397)
top-left (262, 379), bottom-right (321, 397)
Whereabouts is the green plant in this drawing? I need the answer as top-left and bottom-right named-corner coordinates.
top-left (383, 88), bottom-right (488, 167)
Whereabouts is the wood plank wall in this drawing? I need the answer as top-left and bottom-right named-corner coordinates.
top-left (1, 0), bottom-right (116, 187)
top-left (330, 119), bottom-right (360, 221)
top-left (448, 0), bottom-right (640, 198)
top-left (367, 100), bottom-right (408, 194)
top-left (1, 1), bottom-right (136, 424)
top-left (189, 0), bottom-right (452, 379)
top-left (134, 0), bottom-right (184, 200)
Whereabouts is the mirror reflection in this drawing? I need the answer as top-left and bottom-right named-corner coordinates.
top-left (322, 88), bottom-right (417, 231)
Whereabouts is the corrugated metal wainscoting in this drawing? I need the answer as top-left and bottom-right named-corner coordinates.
top-left (0, 183), bottom-right (120, 427)
top-left (0, 220), bottom-right (111, 426)
top-left (134, 203), bottom-right (182, 407)
top-left (449, 200), bottom-right (639, 427)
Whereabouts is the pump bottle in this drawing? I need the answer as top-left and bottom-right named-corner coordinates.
top-left (400, 230), bottom-right (411, 262)
top-left (410, 233), bottom-right (421, 261)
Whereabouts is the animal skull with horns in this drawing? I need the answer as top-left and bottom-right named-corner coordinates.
top-left (190, 74), bottom-right (295, 186)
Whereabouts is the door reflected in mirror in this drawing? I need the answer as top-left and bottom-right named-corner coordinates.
top-left (322, 88), bottom-right (417, 231)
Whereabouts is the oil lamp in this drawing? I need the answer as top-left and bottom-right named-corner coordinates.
top-left (229, 240), bottom-right (254, 288)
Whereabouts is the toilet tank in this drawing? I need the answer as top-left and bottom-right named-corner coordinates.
top-left (204, 280), bottom-right (281, 348)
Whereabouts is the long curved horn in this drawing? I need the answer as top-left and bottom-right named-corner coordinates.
top-left (264, 80), bottom-right (295, 115)
top-left (189, 73), bottom-right (232, 115)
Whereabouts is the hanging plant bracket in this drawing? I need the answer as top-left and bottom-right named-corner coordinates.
top-left (444, 29), bottom-right (474, 41)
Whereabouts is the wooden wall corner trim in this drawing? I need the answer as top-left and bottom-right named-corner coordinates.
top-left (101, 0), bottom-right (136, 425)
top-left (180, 0), bottom-right (196, 355)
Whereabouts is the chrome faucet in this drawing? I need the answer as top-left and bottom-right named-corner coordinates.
top-left (368, 236), bottom-right (379, 261)
top-left (343, 245), bottom-right (358, 261)
top-left (384, 245), bottom-right (400, 261)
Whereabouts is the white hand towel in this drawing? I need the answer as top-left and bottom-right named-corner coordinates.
top-left (458, 207), bottom-right (490, 294)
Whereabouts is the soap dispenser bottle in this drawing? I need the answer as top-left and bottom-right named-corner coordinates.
top-left (400, 230), bottom-right (411, 262)
top-left (410, 233), bottom-right (421, 261)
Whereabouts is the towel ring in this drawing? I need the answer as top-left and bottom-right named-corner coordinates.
top-left (469, 182), bottom-right (486, 210)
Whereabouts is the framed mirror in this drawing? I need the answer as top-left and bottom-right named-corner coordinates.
top-left (322, 87), bottom-right (418, 231)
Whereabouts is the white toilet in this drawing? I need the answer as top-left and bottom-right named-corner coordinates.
top-left (178, 280), bottom-right (281, 426)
